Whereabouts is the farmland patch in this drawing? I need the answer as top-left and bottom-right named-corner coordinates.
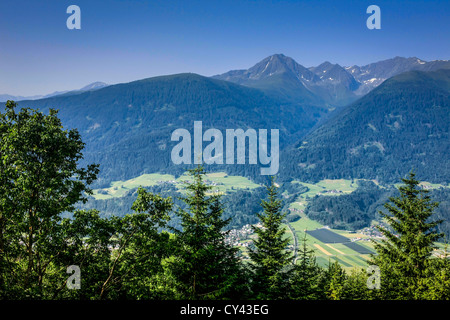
top-left (306, 228), bottom-right (349, 243)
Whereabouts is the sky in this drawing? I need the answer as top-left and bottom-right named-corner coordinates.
top-left (0, 0), bottom-right (449, 96)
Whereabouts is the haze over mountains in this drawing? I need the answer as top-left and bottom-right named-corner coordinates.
top-left (0, 81), bottom-right (109, 102)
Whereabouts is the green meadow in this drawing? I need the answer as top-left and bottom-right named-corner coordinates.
top-left (92, 171), bottom-right (261, 200)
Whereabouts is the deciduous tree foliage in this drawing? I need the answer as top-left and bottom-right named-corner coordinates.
top-left (0, 101), bottom-right (99, 298)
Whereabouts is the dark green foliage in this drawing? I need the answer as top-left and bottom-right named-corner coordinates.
top-left (58, 189), bottom-right (173, 300)
top-left (305, 180), bottom-right (392, 230)
top-left (282, 69), bottom-right (450, 184)
top-left (430, 188), bottom-right (450, 238)
top-left (286, 213), bottom-right (301, 223)
top-left (168, 166), bottom-right (244, 299)
top-left (321, 260), bottom-right (371, 300)
top-left (370, 172), bottom-right (445, 299)
top-left (323, 261), bottom-right (347, 300)
top-left (249, 178), bottom-right (293, 299)
top-left (14, 74), bottom-right (326, 186)
top-left (0, 101), bottom-right (99, 298)
top-left (289, 234), bottom-right (325, 299)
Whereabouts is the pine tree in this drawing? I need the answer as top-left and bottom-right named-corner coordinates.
top-left (169, 165), bottom-right (241, 299)
top-left (419, 242), bottom-right (450, 299)
top-left (370, 172), bottom-right (443, 299)
top-left (289, 233), bottom-right (324, 299)
top-left (325, 261), bottom-right (346, 300)
top-left (249, 177), bottom-right (292, 299)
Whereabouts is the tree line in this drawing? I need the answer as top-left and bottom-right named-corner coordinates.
top-left (1, 102), bottom-right (449, 300)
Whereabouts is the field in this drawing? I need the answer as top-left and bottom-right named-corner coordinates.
top-left (306, 228), bottom-right (350, 243)
top-left (344, 242), bottom-right (375, 255)
top-left (175, 171), bottom-right (261, 194)
top-left (92, 171), bottom-right (261, 200)
top-left (288, 179), bottom-right (358, 211)
top-left (283, 178), bottom-right (378, 269)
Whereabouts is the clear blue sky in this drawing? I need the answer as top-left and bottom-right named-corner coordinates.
top-left (0, 0), bottom-right (448, 96)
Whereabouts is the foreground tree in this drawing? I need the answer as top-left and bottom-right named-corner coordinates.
top-left (370, 172), bottom-right (444, 299)
top-left (289, 234), bottom-right (325, 299)
top-left (168, 166), bottom-right (244, 299)
top-left (0, 101), bottom-right (99, 298)
top-left (9, 188), bottom-right (174, 300)
top-left (249, 178), bottom-right (292, 299)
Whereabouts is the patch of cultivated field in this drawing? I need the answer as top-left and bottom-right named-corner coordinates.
top-left (92, 171), bottom-right (260, 200)
top-left (289, 214), bottom-right (323, 231)
top-left (92, 173), bottom-right (176, 199)
top-left (176, 172), bottom-right (260, 194)
top-left (287, 206), bottom-right (374, 268)
top-left (285, 179), bottom-right (383, 269)
top-left (289, 179), bottom-right (358, 211)
top-left (395, 181), bottom-right (449, 189)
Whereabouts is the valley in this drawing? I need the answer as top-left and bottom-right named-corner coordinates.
top-left (87, 170), bottom-right (449, 270)
top-left (6, 55), bottom-right (450, 272)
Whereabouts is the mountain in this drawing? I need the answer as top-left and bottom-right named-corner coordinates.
top-left (346, 56), bottom-right (450, 95)
top-left (13, 73), bottom-right (327, 186)
top-left (280, 69), bottom-right (450, 184)
top-left (7, 58), bottom-right (450, 186)
top-left (308, 61), bottom-right (361, 106)
top-left (214, 54), bottom-right (450, 106)
top-left (213, 54), bottom-right (323, 105)
top-left (78, 81), bottom-right (109, 91)
top-left (0, 81), bottom-right (109, 102)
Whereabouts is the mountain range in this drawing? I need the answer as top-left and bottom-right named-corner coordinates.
top-left (0, 81), bottom-right (109, 102)
top-left (281, 68), bottom-right (450, 183)
top-left (213, 54), bottom-right (450, 106)
top-left (13, 73), bottom-right (327, 186)
top-left (4, 54), bottom-right (450, 187)
top-left (3, 53), bottom-right (449, 236)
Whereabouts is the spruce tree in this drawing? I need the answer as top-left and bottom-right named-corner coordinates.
top-left (249, 177), bottom-right (292, 299)
top-left (370, 172), bottom-right (443, 299)
top-left (324, 261), bottom-right (346, 300)
top-left (169, 165), bottom-right (241, 299)
top-left (289, 234), bottom-right (324, 299)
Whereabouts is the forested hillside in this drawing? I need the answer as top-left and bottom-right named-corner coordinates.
top-left (281, 69), bottom-right (450, 184)
top-left (1, 102), bottom-right (449, 300)
top-left (14, 73), bottom-right (328, 186)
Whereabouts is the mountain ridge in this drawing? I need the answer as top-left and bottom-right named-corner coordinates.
top-left (12, 72), bottom-right (327, 186)
top-left (280, 68), bottom-right (450, 184)
top-left (213, 54), bottom-right (450, 106)
top-left (0, 81), bottom-right (109, 102)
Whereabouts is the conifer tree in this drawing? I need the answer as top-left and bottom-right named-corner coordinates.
top-left (169, 166), bottom-right (241, 299)
top-left (249, 177), bottom-right (292, 299)
top-left (370, 172), bottom-right (443, 299)
top-left (289, 234), bottom-right (324, 299)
